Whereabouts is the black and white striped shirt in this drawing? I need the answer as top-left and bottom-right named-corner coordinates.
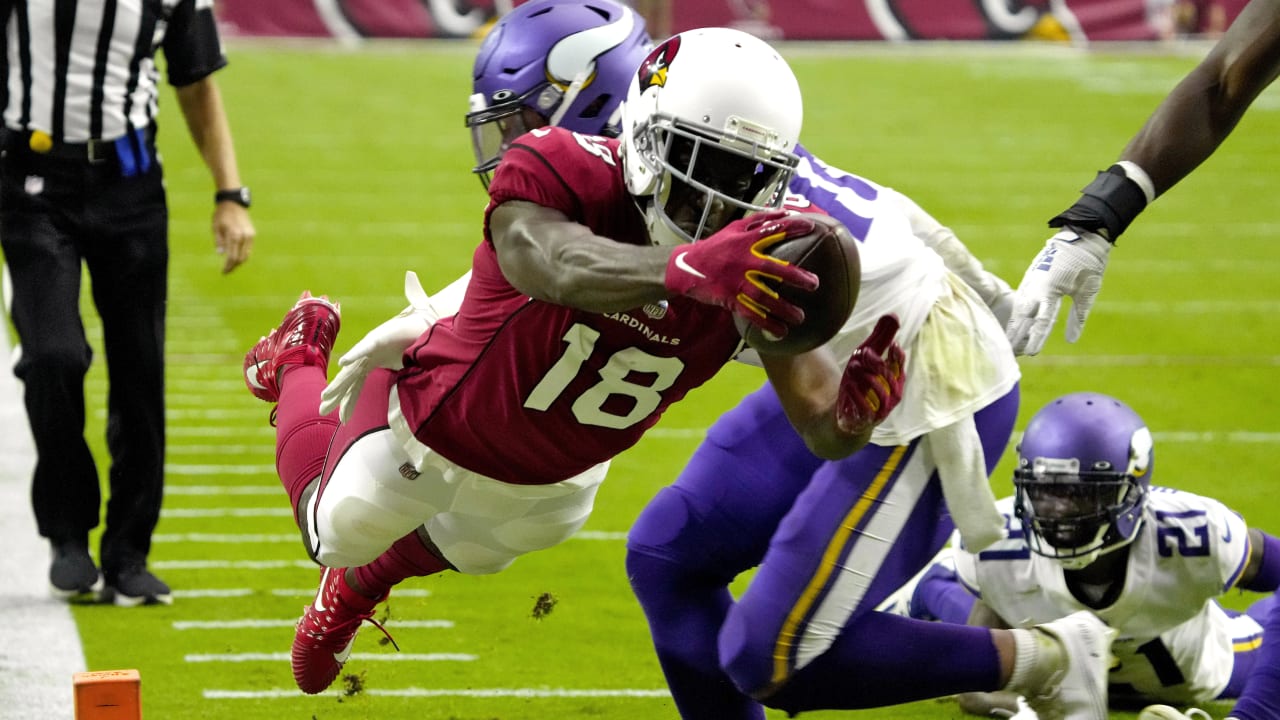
top-left (2, 0), bottom-right (226, 143)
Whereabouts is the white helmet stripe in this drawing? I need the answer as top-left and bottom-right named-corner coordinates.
top-left (545, 9), bottom-right (636, 86)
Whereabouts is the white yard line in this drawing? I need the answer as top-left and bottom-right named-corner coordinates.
top-left (185, 652), bottom-right (476, 663)
top-left (203, 687), bottom-right (671, 699)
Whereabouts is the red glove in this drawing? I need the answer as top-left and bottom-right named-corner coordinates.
top-left (663, 210), bottom-right (820, 339)
top-left (837, 314), bottom-right (906, 435)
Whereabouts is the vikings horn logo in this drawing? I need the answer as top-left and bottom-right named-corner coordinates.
top-left (637, 36), bottom-right (680, 89)
top-left (544, 8), bottom-right (637, 90)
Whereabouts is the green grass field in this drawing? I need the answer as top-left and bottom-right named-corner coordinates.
top-left (12, 39), bottom-right (1280, 719)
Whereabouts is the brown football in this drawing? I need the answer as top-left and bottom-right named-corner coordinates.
top-left (733, 213), bottom-right (861, 355)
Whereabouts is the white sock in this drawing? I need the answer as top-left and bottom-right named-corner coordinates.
top-left (1003, 627), bottom-right (1065, 695)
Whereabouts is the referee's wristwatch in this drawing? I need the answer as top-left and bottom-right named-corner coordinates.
top-left (215, 187), bottom-right (252, 209)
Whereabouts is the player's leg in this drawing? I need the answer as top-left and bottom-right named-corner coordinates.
top-left (1217, 601), bottom-right (1268, 699)
top-left (284, 366), bottom-right (451, 693)
top-left (718, 437), bottom-right (971, 705)
top-left (626, 383), bottom-right (823, 720)
top-left (878, 548), bottom-right (979, 625)
top-left (293, 372), bottom-right (606, 693)
top-left (243, 291), bottom-right (343, 540)
top-left (1229, 593), bottom-right (1280, 720)
top-left (271, 361), bottom-right (339, 534)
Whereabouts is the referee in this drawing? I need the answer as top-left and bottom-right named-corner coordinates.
top-left (0, 0), bottom-right (255, 605)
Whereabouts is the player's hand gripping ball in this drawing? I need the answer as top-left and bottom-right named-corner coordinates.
top-left (733, 212), bottom-right (861, 355)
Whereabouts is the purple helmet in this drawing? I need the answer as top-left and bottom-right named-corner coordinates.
top-left (1013, 392), bottom-right (1153, 569)
top-left (466, 0), bottom-right (652, 186)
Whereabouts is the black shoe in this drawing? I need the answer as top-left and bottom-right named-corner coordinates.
top-left (101, 565), bottom-right (172, 607)
top-left (49, 540), bottom-right (103, 602)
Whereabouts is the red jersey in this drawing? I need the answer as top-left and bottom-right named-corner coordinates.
top-left (396, 127), bottom-right (744, 485)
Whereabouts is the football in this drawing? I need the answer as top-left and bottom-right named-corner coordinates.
top-left (734, 213), bottom-right (861, 355)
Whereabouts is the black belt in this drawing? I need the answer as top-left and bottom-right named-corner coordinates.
top-left (12, 130), bottom-right (124, 164)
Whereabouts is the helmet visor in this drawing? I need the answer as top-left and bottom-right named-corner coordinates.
top-left (466, 89), bottom-right (546, 188)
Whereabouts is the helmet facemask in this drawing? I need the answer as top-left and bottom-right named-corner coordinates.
top-left (466, 87), bottom-right (555, 188)
top-left (1014, 451), bottom-right (1148, 570)
top-left (618, 28), bottom-right (804, 246)
top-left (635, 113), bottom-right (795, 245)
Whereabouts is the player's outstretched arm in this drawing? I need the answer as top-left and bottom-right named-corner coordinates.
top-left (489, 202), bottom-right (818, 337)
top-left (1121, 0), bottom-right (1280, 196)
top-left (489, 200), bottom-right (673, 312)
top-left (1008, 0), bottom-right (1280, 356)
top-left (763, 314), bottom-right (905, 460)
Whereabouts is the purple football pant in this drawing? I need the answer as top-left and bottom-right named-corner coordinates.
top-left (908, 556), bottom-right (979, 625)
top-left (1232, 594), bottom-right (1280, 718)
top-left (627, 381), bottom-right (1019, 718)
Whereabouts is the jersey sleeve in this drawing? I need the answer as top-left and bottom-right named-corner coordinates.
top-left (162, 0), bottom-right (229, 86)
top-left (951, 530), bottom-right (983, 596)
top-left (483, 127), bottom-right (634, 251)
top-left (486, 130), bottom-right (580, 218)
top-left (1209, 500), bottom-right (1252, 591)
top-left (485, 127), bottom-right (625, 221)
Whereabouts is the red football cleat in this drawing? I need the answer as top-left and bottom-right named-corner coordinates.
top-left (291, 566), bottom-right (393, 694)
top-left (244, 292), bottom-right (341, 402)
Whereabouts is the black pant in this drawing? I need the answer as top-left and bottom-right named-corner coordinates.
top-left (0, 137), bottom-right (168, 575)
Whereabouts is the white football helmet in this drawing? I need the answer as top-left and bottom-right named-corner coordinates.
top-left (619, 27), bottom-right (803, 246)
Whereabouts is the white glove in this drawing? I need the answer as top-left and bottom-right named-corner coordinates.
top-left (1006, 229), bottom-right (1111, 356)
top-left (319, 271), bottom-right (440, 422)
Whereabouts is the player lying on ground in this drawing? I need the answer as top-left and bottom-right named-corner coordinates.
top-left (883, 393), bottom-right (1280, 719)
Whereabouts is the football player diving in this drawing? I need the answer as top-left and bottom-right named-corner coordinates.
top-left (309, 2), bottom-right (1119, 717)
top-left (889, 393), bottom-right (1280, 720)
top-left (243, 14), bottom-right (907, 697)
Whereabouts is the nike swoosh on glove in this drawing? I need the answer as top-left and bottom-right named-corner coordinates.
top-left (1006, 229), bottom-right (1110, 356)
top-left (663, 210), bottom-right (819, 339)
top-left (837, 314), bottom-right (906, 435)
top-left (319, 270), bottom-right (440, 423)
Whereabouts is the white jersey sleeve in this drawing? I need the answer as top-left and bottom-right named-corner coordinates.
top-left (788, 146), bottom-right (1020, 444)
top-left (956, 490), bottom-right (1251, 704)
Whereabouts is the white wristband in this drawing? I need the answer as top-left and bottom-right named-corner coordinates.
top-left (1115, 161), bottom-right (1156, 204)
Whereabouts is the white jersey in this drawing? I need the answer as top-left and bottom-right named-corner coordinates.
top-left (955, 489), bottom-right (1254, 703)
top-left (787, 146), bottom-right (1020, 444)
